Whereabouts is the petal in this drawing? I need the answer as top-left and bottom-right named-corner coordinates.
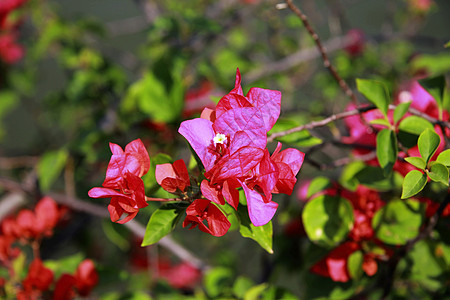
top-left (210, 147), bottom-right (264, 181)
top-left (88, 187), bottom-right (129, 199)
top-left (155, 163), bottom-right (178, 192)
top-left (213, 107), bottom-right (267, 149)
top-left (124, 139), bottom-right (151, 176)
top-left (200, 107), bottom-right (216, 122)
top-left (272, 162), bottom-right (296, 195)
top-left (201, 180), bottom-right (225, 205)
top-left (256, 150), bottom-right (279, 201)
top-left (271, 146), bottom-right (305, 176)
top-left (109, 142), bottom-right (124, 155)
top-left (246, 87), bottom-right (281, 132)
top-left (179, 118), bottom-right (217, 172)
top-left (239, 180), bottom-right (278, 226)
top-left (102, 154), bottom-right (127, 188)
top-left (222, 179), bottom-right (240, 210)
top-left (216, 93), bottom-right (253, 119)
top-left (230, 68), bottom-right (244, 96)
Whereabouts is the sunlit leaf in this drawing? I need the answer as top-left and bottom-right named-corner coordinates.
top-left (436, 149), bottom-right (450, 167)
top-left (427, 162), bottom-right (449, 186)
top-left (356, 78), bottom-right (390, 116)
top-left (307, 176), bottom-right (331, 199)
top-left (141, 203), bottom-right (186, 246)
top-left (37, 149), bottom-right (69, 192)
top-left (347, 250), bottom-right (364, 280)
top-left (401, 170), bottom-right (427, 199)
top-left (404, 156), bottom-right (426, 170)
top-left (393, 101), bottom-right (411, 124)
top-left (238, 205), bottom-right (273, 254)
top-left (302, 195), bottom-right (354, 247)
top-left (376, 129), bottom-right (398, 176)
top-left (418, 129), bottom-right (440, 164)
top-left (372, 199), bottom-right (424, 245)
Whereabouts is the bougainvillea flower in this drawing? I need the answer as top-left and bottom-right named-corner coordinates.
top-left (0, 34), bottom-right (24, 64)
top-left (182, 199), bottom-right (231, 237)
top-left (310, 241), bottom-right (360, 282)
top-left (155, 159), bottom-right (191, 193)
top-left (53, 274), bottom-right (77, 300)
top-left (102, 139), bottom-right (150, 189)
top-left (89, 172), bottom-right (147, 223)
top-left (271, 142), bottom-right (305, 195)
top-left (179, 69), bottom-right (304, 228)
top-left (22, 258), bottom-right (54, 292)
top-left (159, 262), bottom-right (202, 290)
top-left (74, 259), bottom-right (99, 297)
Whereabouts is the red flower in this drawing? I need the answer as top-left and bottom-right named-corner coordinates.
top-left (344, 29), bottom-right (365, 56)
top-left (53, 274), bottom-right (76, 300)
top-left (183, 199), bottom-right (231, 237)
top-left (155, 159), bottom-right (191, 193)
top-left (310, 241), bottom-right (360, 282)
top-left (102, 139), bottom-right (150, 189)
top-left (22, 258), bottom-right (54, 292)
top-left (74, 259), bottom-right (99, 297)
top-left (89, 139), bottom-right (150, 223)
top-left (0, 33), bottom-right (24, 64)
top-left (159, 261), bottom-right (202, 290)
top-left (89, 172), bottom-right (147, 223)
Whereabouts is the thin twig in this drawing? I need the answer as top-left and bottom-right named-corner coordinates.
top-left (284, 0), bottom-right (358, 103)
top-left (244, 35), bottom-right (352, 83)
top-left (0, 176), bottom-right (209, 270)
top-left (268, 105), bottom-right (376, 142)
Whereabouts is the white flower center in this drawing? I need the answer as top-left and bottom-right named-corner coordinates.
top-left (398, 91), bottom-right (412, 103)
top-left (213, 133), bottom-right (227, 146)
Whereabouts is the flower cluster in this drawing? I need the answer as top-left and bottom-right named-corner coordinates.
top-left (308, 185), bottom-right (391, 282)
top-left (0, 197), bottom-right (99, 299)
top-left (179, 69), bottom-right (304, 228)
top-left (88, 139), bottom-right (150, 223)
top-left (0, 0), bottom-right (28, 64)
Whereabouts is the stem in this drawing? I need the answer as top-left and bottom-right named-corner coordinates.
top-left (268, 105), bottom-right (377, 142)
top-left (145, 196), bottom-right (180, 202)
top-left (284, 0), bottom-right (358, 104)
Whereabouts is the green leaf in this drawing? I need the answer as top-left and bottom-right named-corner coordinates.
top-left (404, 156), bottom-right (426, 170)
top-left (37, 149), bottom-right (69, 192)
top-left (238, 205), bottom-right (273, 254)
top-left (141, 203), bottom-right (186, 246)
top-left (204, 267), bottom-right (233, 298)
top-left (419, 76), bottom-right (446, 112)
top-left (141, 153), bottom-right (172, 192)
top-left (244, 283), bottom-right (268, 300)
top-left (369, 118), bottom-right (391, 127)
top-left (268, 118), bottom-right (322, 147)
top-left (436, 149), bottom-right (450, 167)
top-left (397, 115), bottom-right (435, 148)
top-left (44, 253), bottom-right (84, 279)
top-left (302, 195), bottom-right (354, 247)
top-left (408, 240), bottom-right (445, 291)
top-left (306, 176), bottom-right (331, 199)
top-left (401, 170), bottom-right (427, 199)
top-left (418, 129), bottom-right (441, 164)
top-left (393, 101), bottom-right (411, 124)
top-left (376, 129), bottom-right (398, 176)
top-left (427, 162), bottom-right (449, 186)
top-left (340, 161), bottom-right (365, 191)
top-left (354, 165), bottom-right (403, 191)
top-left (347, 250), bottom-right (364, 280)
top-left (356, 78), bottom-right (390, 116)
top-left (372, 199), bottom-right (424, 245)
top-left (233, 276), bottom-right (255, 299)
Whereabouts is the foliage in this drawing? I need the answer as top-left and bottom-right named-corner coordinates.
top-left (0, 0), bottom-right (449, 299)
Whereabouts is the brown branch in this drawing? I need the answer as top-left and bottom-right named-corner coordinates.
top-left (244, 35), bottom-right (353, 83)
top-left (284, 0), bottom-right (358, 103)
top-left (0, 156), bottom-right (39, 169)
top-left (0, 176), bottom-right (209, 270)
top-left (380, 192), bottom-right (450, 299)
top-left (268, 105), bottom-right (376, 142)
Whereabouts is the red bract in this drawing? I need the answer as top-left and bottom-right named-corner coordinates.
top-left (102, 139), bottom-right (150, 189)
top-left (155, 159), bottom-right (190, 193)
top-left (0, 33), bottom-right (24, 64)
top-left (89, 172), bottom-right (147, 224)
top-left (21, 258), bottom-right (54, 294)
top-left (74, 259), bottom-right (99, 297)
top-left (159, 261), bottom-right (202, 290)
top-left (89, 139), bottom-right (150, 223)
top-left (1, 197), bottom-right (61, 241)
top-left (53, 274), bottom-right (76, 300)
top-left (179, 69), bottom-right (304, 228)
top-left (344, 29), bottom-right (365, 56)
top-left (310, 241), bottom-right (360, 282)
top-left (183, 199), bottom-right (231, 237)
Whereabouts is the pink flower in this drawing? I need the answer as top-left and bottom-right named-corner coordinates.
top-left (179, 69), bottom-right (304, 227)
top-left (159, 262), bottom-right (202, 290)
